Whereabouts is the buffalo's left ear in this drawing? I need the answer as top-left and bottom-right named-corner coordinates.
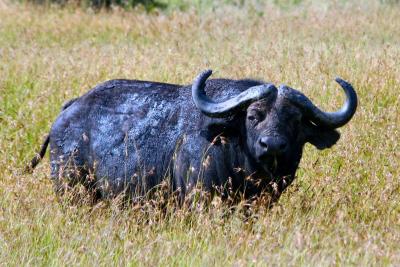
top-left (304, 121), bottom-right (341, 150)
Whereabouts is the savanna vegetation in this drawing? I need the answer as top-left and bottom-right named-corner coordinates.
top-left (0, 0), bottom-right (399, 265)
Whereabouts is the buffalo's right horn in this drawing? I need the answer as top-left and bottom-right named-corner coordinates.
top-left (192, 70), bottom-right (277, 118)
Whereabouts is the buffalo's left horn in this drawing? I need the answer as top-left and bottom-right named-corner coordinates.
top-left (192, 69), bottom-right (277, 118)
top-left (280, 78), bottom-right (358, 128)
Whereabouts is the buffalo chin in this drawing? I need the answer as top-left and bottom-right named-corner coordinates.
top-left (257, 154), bottom-right (279, 178)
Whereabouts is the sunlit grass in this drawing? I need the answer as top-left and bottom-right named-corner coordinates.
top-left (0, 0), bottom-right (399, 265)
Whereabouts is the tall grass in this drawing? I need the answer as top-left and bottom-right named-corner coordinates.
top-left (0, 0), bottom-right (399, 265)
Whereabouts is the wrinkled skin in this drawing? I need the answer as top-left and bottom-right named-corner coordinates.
top-left (42, 77), bottom-right (341, 202)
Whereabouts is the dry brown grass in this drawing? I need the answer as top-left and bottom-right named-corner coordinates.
top-left (0, 0), bottom-right (399, 265)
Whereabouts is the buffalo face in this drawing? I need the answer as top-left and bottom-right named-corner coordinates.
top-left (245, 95), bottom-right (304, 178)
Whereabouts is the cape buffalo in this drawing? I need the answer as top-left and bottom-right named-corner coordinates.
top-left (28, 70), bottom-right (357, 202)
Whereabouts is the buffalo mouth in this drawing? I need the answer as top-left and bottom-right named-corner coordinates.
top-left (258, 154), bottom-right (279, 176)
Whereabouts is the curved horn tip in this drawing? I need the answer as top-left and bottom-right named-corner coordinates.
top-left (334, 77), bottom-right (351, 87)
top-left (198, 69), bottom-right (213, 78)
top-left (334, 76), bottom-right (358, 103)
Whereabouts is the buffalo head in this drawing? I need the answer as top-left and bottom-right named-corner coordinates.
top-left (192, 70), bottom-right (357, 189)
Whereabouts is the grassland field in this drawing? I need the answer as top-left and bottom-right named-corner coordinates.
top-left (0, 0), bottom-right (399, 265)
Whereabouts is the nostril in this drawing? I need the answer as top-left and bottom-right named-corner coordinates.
top-left (259, 137), bottom-right (269, 148)
top-left (260, 141), bottom-right (267, 148)
top-left (279, 143), bottom-right (287, 151)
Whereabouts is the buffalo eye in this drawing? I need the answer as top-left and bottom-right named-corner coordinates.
top-left (247, 115), bottom-right (256, 121)
top-left (247, 110), bottom-right (263, 125)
